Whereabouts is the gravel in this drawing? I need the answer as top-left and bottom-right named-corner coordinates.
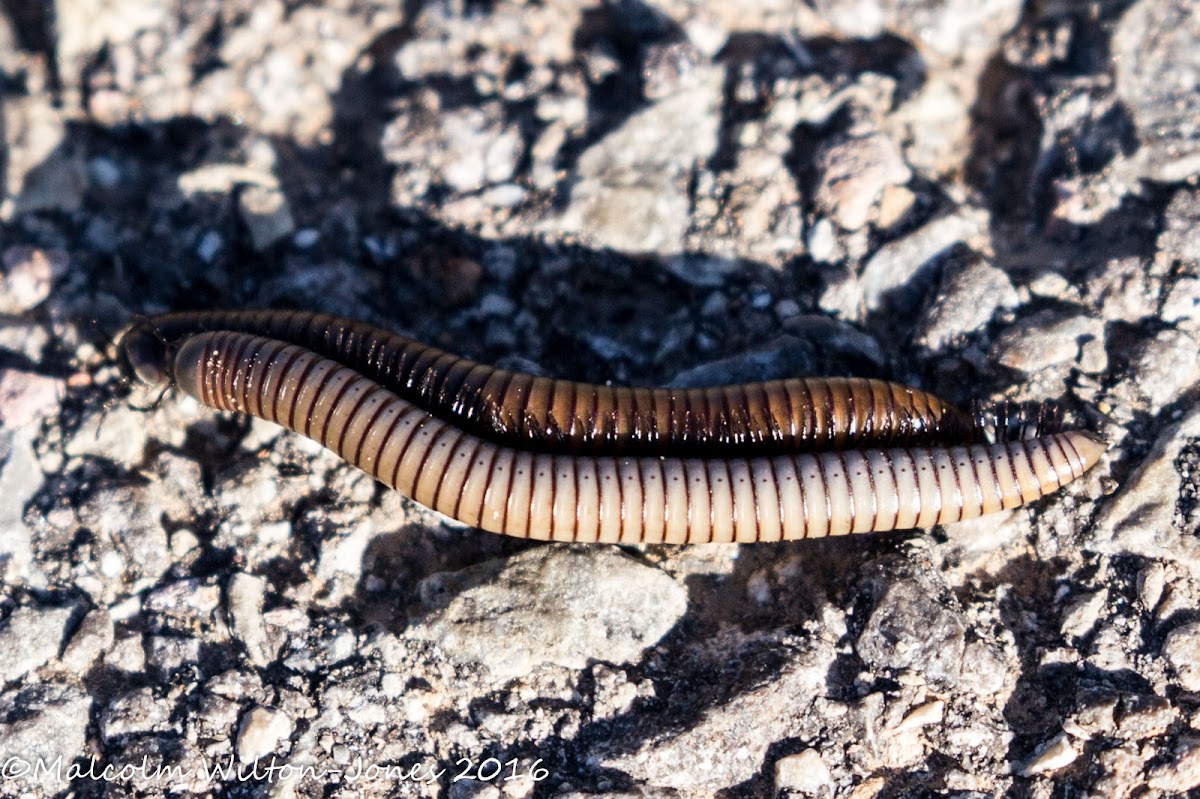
top-left (1, 0), bottom-right (1198, 796)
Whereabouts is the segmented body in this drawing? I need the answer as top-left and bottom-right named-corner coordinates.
top-left (138, 329), bottom-right (1105, 543)
top-left (122, 310), bottom-right (979, 457)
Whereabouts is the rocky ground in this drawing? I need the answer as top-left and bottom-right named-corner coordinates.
top-left (1, 0), bottom-right (1199, 797)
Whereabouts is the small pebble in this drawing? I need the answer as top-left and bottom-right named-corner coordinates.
top-left (196, 230), bottom-right (223, 263)
top-left (1137, 562), bottom-right (1166, 611)
top-left (1021, 733), bottom-right (1078, 776)
top-left (236, 706), bottom-right (294, 763)
top-left (293, 228), bottom-right (320, 248)
top-left (0, 368), bottom-right (63, 429)
top-left (1, 247), bottom-right (68, 313)
top-left (60, 606), bottom-right (115, 673)
top-left (1162, 276), bottom-right (1200, 329)
top-left (1148, 738), bottom-right (1200, 793)
top-left (896, 699), bottom-right (945, 731)
top-left (1163, 622), bottom-right (1200, 691)
top-left (774, 749), bottom-right (834, 794)
top-left (990, 310), bottom-right (1105, 374)
top-left (1060, 591), bottom-right (1107, 640)
top-left (0, 604), bottom-right (77, 683)
top-left (807, 218), bottom-right (838, 263)
top-left (238, 185), bottom-right (295, 251)
top-left (775, 299), bottom-right (801, 319)
top-left (227, 572), bottom-right (271, 667)
top-left (87, 157), bottom-right (123, 188)
top-left (813, 127), bottom-right (911, 231)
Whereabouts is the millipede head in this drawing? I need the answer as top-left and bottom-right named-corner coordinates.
top-left (117, 318), bottom-right (174, 389)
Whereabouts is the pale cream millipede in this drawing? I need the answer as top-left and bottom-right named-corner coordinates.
top-left (120, 327), bottom-right (1107, 543)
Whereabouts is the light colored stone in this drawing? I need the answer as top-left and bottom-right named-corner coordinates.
top-left (408, 547), bottom-right (686, 680)
top-left (1020, 732), bottom-right (1078, 776)
top-left (691, 144), bottom-right (804, 264)
top-left (64, 405), bottom-right (151, 468)
top-left (0, 320), bottom-right (50, 363)
top-left (896, 699), bottom-right (945, 731)
top-left (1137, 562), bottom-right (1167, 612)
top-left (101, 687), bottom-right (177, 741)
top-left (238, 185), bottom-right (295, 251)
top-left (0, 683), bottom-right (90, 792)
top-left (959, 640), bottom-right (1011, 696)
top-left (878, 725), bottom-right (925, 769)
top-left (1114, 0), bottom-right (1200, 181)
top-left (1148, 738), bottom-right (1200, 793)
top-left (599, 634), bottom-right (835, 790)
top-left (1162, 622), bottom-right (1200, 691)
top-left (913, 256), bottom-right (1019, 352)
top-left (989, 310), bottom-right (1105, 374)
top-left (177, 163), bottom-right (278, 195)
top-left (808, 217), bottom-right (838, 263)
top-left (1125, 329), bottom-right (1200, 411)
top-left (886, 75), bottom-right (974, 177)
top-left (1084, 254), bottom-right (1165, 323)
top-left (860, 209), bottom-right (987, 314)
top-left (0, 433), bottom-right (42, 587)
top-left (774, 749), bottom-right (834, 794)
top-left (1060, 591), bottom-right (1107, 641)
top-left (1, 95), bottom-right (84, 217)
top-left (1089, 404), bottom-right (1200, 579)
top-left (0, 368), bottom-right (63, 430)
top-left (546, 69), bottom-right (722, 254)
top-left (237, 705), bottom-right (294, 763)
top-left (55, 0), bottom-right (170, 90)
top-left (1115, 694), bottom-right (1177, 740)
top-left (386, 98), bottom-right (525, 201)
top-left (58, 0), bottom-right (403, 141)
top-left (1157, 188), bottom-right (1200, 264)
top-left (591, 664), bottom-right (645, 720)
top-left (0, 605), bottom-right (76, 685)
top-left (877, 184), bottom-right (916, 229)
top-left (814, 127), bottom-right (911, 231)
top-left (144, 578), bottom-right (221, 617)
top-left (227, 572), bottom-right (272, 667)
top-left (104, 636), bottom-right (146, 673)
top-left (1092, 743), bottom-right (1145, 797)
top-left (0, 247), bottom-right (69, 313)
top-left (1162, 276), bottom-right (1200, 330)
top-left (444, 109), bottom-right (522, 192)
top-left (1064, 691), bottom-right (1118, 741)
top-left (61, 606), bottom-right (115, 673)
top-left (813, 0), bottom-right (1021, 61)
top-left (145, 635), bottom-right (202, 673)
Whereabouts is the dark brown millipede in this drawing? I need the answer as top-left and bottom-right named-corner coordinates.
top-left (120, 310), bottom-right (983, 457)
top-left (120, 327), bottom-right (1107, 543)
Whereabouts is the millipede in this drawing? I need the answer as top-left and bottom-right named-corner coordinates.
top-left (117, 318), bottom-right (1107, 544)
top-left (121, 310), bottom-right (982, 457)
